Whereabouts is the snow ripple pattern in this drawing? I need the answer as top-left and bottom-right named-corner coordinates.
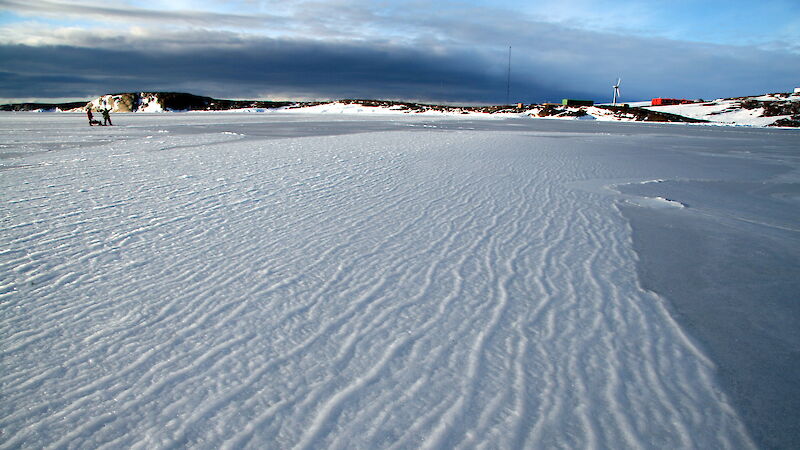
top-left (1, 124), bottom-right (752, 448)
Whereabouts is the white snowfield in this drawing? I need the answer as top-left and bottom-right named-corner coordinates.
top-left (2, 113), bottom-right (796, 449)
top-left (642, 92), bottom-right (800, 127)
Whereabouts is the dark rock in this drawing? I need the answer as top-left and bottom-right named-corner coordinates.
top-left (0, 101), bottom-right (88, 111)
top-left (768, 116), bottom-right (800, 127)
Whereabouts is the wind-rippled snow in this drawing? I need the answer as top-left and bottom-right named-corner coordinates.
top-left (2, 113), bottom-right (787, 448)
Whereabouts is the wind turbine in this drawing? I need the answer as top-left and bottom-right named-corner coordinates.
top-left (612, 78), bottom-right (622, 105)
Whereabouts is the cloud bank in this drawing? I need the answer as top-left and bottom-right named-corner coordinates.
top-left (1, 0), bottom-right (799, 103)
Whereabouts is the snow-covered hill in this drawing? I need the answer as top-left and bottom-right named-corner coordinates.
top-left (85, 92), bottom-right (165, 112)
top-left (81, 92), bottom-right (293, 113)
top-left (205, 92), bottom-right (800, 127)
top-left (639, 92), bottom-right (800, 127)
top-left (3, 91), bottom-right (799, 127)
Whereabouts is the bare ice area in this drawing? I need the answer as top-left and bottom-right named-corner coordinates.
top-left (624, 196), bottom-right (686, 209)
top-left (2, 112), bottom-right (798, 448)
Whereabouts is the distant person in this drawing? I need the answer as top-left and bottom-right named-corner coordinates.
top-left (102, 108), bottom-right (112, 126)
top-left (86, 107), bottom-right (94, 126)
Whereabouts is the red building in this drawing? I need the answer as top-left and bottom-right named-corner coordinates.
top-left (651, 98), bottom-right (693, 106)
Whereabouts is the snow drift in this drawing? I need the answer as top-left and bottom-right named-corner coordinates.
top-left (5, 113), bottom-right (798, 448)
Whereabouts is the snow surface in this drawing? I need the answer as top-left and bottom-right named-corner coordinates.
top-left (2, 112), bottom-right (798, 449)
top-left (277, 103), bottom-right (419, 116)
top-left (643, 98), bottom-right (795, 127)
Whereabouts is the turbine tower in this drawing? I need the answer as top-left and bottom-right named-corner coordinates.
top-left (506, 46), bottom-right (511, 105)
top-left (612, 78), bottom-right (622, 105)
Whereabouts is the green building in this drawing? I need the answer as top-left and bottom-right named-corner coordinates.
top-left (561, 99), bottom-right (594, 107)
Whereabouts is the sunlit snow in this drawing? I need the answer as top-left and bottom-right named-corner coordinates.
top-left (2, 112), bottom-right (798, 449)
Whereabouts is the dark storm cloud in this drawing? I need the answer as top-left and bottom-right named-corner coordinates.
top-left (2, 12), bottom-right (798, 103)
top-left (414, 9), bottom-right (800, 101)
top-left (0, 38), bottom-right (597, 103)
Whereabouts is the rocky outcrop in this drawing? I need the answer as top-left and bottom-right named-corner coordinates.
top-left (767, 116), bottom-right (800, 127)
top-left (596, 105), bottom-right (708, 123)
top-left (83, 92), bottom-right (294, 112)
top-left (0, 101), bottom-right (88, 112)
top-left (3, 91), bottom-right (798, 126)
top-left (87, 93), bottom-right (140, 112)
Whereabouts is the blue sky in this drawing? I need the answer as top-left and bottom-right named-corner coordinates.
top-left (522, 0), bottom-right (799, 45)
top-left (1, 0), bottom-right (798, 103)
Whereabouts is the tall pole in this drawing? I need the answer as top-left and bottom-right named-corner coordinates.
top-left (506, 46), bottom-right (511, 105)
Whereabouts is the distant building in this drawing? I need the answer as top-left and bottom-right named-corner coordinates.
top-left (651, 98), bottom-right (693, 106)
top-left (561, 99), bottom-right (594, 106)
top-left (794, 87), bottom-right (800, 94)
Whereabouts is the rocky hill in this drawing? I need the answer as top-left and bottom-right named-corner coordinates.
top-left (2, 91), bottom-right (798, 127)
top-left (84, 92), bottom-right (293, 112)
top-left (0, 92), bottom-right (293, 112)
top-left (0, 101), bottom-right (89, 112)
top-left (640, 92), bottom-right (800, 127)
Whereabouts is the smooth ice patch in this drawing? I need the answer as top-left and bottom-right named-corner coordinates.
top-left (626, 196), bottom-right (687, 209)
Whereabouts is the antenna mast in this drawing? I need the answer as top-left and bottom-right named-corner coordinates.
top-left (506, 46), bottom-right (511, 105)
